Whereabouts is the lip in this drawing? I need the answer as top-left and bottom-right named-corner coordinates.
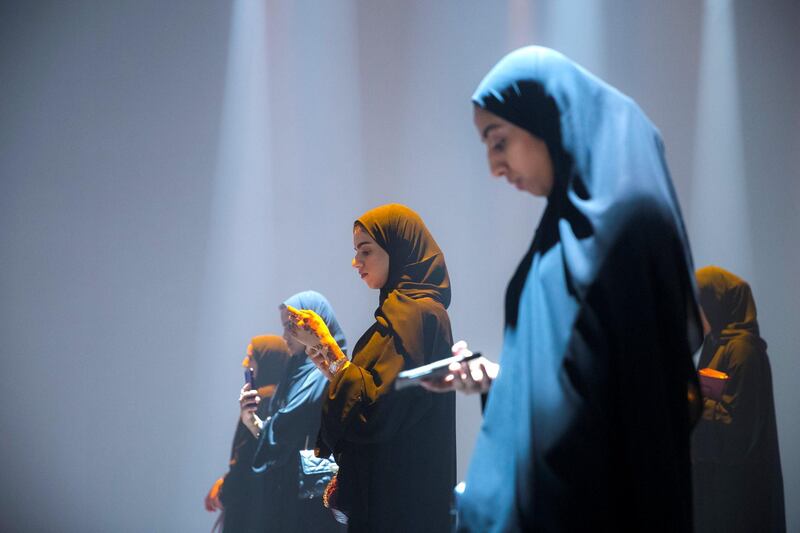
top-left (359, 271), bottom-right (368, 279)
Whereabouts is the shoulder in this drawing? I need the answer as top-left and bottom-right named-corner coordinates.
top-left (609, 194), bottom-right (679, 241)
top-left (415, 297), bottom-right (451, 325)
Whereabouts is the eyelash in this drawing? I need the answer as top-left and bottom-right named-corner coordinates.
top-left (492, 139), bottom-right (506, 152)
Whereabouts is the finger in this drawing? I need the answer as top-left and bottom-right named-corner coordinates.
top-left (463, 362), bottom-right (478, 386)
top-left (420, 379), bottom-right (447, 392)
top-left (423, 373), bottom-right (455, 392)
top-left (451, 340), bottom-right (468, 355)
top-left (240, 394), bottom-right (258, 405)
top-left (451, 371), bottom-right (466, 391)
top-left (468, 361), bottom-right (486, 383)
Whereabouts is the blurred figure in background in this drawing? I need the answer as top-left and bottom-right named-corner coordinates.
top-left (693, 266), bottom-right (785, 533)
top-left (242, 291), bottom-right (347, 532)
top-left (205, 336), bottom-right (289, 532)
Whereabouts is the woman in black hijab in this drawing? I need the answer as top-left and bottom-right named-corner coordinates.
top-left (206, 335), bottom-right (289, 532)
top-left (447, 46), bottom-right (703, 531)
top-left (285, 204), bottom-right (456, 533)
top-left (238, 291), bottom-right (347, 533)
top-left (693, 266), bottom-right (785, 533)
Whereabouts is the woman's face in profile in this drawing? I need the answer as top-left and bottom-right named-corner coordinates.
top-left (352, 226), bottom-right (390, 290)
top-left (473, 106), bottom-right (554, 197)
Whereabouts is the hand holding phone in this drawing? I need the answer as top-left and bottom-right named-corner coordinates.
top-left (395, 352), bottom-right (483, 390)
top-left (241, 368), bottom-right (259, 411)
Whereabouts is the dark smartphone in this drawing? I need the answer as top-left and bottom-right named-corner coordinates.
top-left (243, 368), bottom-right (258, 410)
top-left (395, 351), bottom-right (482, 390)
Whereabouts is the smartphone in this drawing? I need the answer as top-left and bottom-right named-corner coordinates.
top-left (395, 351), bottom-right (482, 390)
top-left (243, 367), bottom-right (258, 410)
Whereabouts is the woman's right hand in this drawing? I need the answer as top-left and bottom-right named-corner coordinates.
top-left (420, 340), bottom-right (498, 395)
top-left (239, 383), bottom-right (263, 438)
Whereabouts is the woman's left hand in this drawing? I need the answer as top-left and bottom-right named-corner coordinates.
top-left (420, 340), bottom-right (498, 395)
top-left (283, 305), bottom-right (331, 347)
top-left (306, 343), bottom-right (350, 381)
top-left (306, 344), bottom-right (335, 379)
top-left (204, 477), bottom-right (224, 512)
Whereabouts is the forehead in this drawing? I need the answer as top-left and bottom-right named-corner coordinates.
top-left (473, 106), bottom-right (509, 136)
top-left (353, 225), bottom-right (377, 245)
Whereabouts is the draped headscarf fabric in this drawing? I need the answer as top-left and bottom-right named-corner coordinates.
top-left (356, 203), bottom-right (451, 308)
top-left (693, 266), bottom-right (785, 533)
top-left (320, 204), bottom-right (456, 533)
top-left (696, 265), bottom-right (764, 347)
top-left (459, 46), bottom-right (703, 532)
top-left (249, 334), bottom-right (291, 390)
top-left (248, 291), bottom-right (347, 533)
top-left (220, 335), bottom-right (289, 533)
top-left (355, 203), bottom-right (451, 372)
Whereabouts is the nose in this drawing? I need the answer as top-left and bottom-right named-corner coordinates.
top-left (352, 257), bottom-right (360, 269)
top-left (488, 154), bottom-right (507, 178)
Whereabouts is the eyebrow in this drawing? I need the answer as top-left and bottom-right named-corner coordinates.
top-left (354, 241), bottom-right (371, 250)
top-left (481, 124), bottom-right (501, 140)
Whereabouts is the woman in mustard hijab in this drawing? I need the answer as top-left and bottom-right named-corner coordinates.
top-left (693, 266), bottom-right (785, 533)
top-left (285, 204), bottom-right (457, 533)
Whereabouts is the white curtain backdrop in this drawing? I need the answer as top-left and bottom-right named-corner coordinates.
top-left (1, 1), bottom-right (798, 531)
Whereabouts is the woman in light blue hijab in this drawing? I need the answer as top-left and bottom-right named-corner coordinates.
top-left (240, 290), bottom-right (347, 533)
top-left (454, 46), bottom-right (703, 532)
